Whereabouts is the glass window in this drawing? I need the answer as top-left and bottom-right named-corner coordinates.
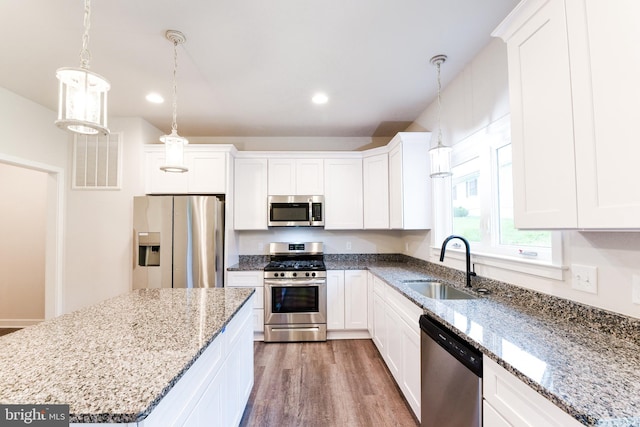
top-left (452, 158), bottom-right (481, 243)
top-left (442, 115), bottom-right (555, 263)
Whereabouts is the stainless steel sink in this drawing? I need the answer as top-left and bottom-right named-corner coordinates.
top-left (402, 280), bottom-right (477, 300)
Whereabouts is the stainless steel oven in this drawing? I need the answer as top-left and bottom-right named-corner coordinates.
top-left (263, 242), bottom-right (327, 342)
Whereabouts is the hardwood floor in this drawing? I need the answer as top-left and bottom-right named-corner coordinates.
top-left (239, 339), bottom-right (419, 427)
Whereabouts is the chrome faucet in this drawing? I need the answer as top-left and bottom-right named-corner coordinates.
top-left (440, 235), bottom-right (476, 288)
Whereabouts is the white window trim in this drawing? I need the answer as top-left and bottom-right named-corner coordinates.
top-left (432, 114), bottom-right (566, 280)
top-left (430, 232), bottom-right (566, 281)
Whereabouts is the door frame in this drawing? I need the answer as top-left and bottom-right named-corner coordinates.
top-left (0, 153), bottom-right (64, 319)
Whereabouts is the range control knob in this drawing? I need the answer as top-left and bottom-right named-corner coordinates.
top-left (292, 272), bottom-right (297, 277)
top-left (305, 272), bottom-right (310, 277)
top-left (311, 272), bottom-right (316, 277)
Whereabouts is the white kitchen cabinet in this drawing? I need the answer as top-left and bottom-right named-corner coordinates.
top-left (388, 133), bottom-right (431, 230)
top-left (187, 151), bottom-right (227, 194)
top-left (363, 151), bottom-right (390, 229)
top-left (327, 270), bottom-right (368, 333)
top-left (494, 0), bottom-right (640, 228)
top-left (366, 272), bottom-right (374, 337)
top-left (226, 271), bottom-right (264, 338)
top-left (370, 275), bottom-right (422, 420)
top-left (326, 270), bottom-right (345, 330)
top-left (144, 145), bottom-right (228, 195)
top-left (483, 356), bottom-right (582, 427)
top-left (268, 158), bottom-right (324, 195)
top-left (372, 287), bottom-right (387, 354)
top-left (324, 158), bottom-right (363, 229)
top-left (233, 157), bottom-right (268, 230)
top-left (344, 270), bottom-right (368, 329)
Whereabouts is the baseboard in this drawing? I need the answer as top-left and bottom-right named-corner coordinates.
top-left (327, 330), bottom-right (371, 340)
top-left (254, 331), bottom-right (264, 342)
top-left (0, 319), bottom-right (43, 328)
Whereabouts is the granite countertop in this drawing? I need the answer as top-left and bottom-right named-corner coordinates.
top-left (0, 287), bottom-right (254, 424)
top-left (366, 261), bottom-right (640, 427)
top-left (229, 253), bottom-right (640, 425)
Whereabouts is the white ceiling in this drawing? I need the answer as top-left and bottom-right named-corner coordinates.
top-left (0, 0), bottom-right (519, 138)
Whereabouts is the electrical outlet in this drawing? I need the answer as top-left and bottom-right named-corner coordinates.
top-left (632, 275), bottom-right (640, 305)
top-left (571, 264), bottom-right (598, 294)
top-left (405, 242), bottom-right (409, 252)
top-left (346, 241), bottom-right (352, 250)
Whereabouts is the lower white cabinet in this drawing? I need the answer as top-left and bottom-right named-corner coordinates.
top-left (327, 270), bottom-right (368, 333)
top-left (483, 356), bottom-right (582, 427)
top-left (138, 297), bottom-right (254, 427)
top-left (327, 271), bottom-right (346, 330)
top-left (371, 275), bottom-right (422, 420)
top-left (366, 272), bottom-right (374, 337)
top-left (226, 271), bottom-right (264, 338)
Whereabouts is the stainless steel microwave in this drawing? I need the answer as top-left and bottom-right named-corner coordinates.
top-left (268, 195), bottom-right (324, 227)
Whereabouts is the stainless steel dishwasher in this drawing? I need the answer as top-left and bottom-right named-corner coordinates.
top-left (420, 314), bottom-right (482, 427)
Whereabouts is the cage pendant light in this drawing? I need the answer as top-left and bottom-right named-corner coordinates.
top-left (55, 0), bottom-right (110, 136)
top-left (429, 54), bottom-right (452, 178)
top-left (160, 30), bottom-right (189, 173)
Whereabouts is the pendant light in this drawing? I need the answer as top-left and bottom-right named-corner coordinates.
top-left (429, 54), bottom-right (452, 178)
top-left (55, 0), bottom-right (110, 135)
top-left (160, 30), bottom-right (189, 173)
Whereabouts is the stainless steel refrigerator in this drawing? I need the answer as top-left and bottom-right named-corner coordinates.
top-left (133, 195), bottom-right (224, 289)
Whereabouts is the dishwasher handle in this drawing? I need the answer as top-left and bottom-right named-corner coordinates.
top-left (420, 314), bottom-right (483, 377)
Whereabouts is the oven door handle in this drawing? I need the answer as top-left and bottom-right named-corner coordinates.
top-left (264, 279), bottom-right (326, 286)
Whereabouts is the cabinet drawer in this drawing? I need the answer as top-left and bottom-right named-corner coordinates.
top-left (227, 271), bottom-right (263, 287)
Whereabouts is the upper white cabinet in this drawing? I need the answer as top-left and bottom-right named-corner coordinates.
top-left (268, 158), bottom-right (324, 195)
top-left (324, 158), bottom-right (364, 229)
top-left (144, 145), bottom-right (229, 195)
top-left (388, 133), bottom-right (431, 230)
top-left (363, 151), bottom-right (390, 229)
top-left (234, 157), bottom-right (268, 230)
top-left (494, 0), bottom-right (640, 228)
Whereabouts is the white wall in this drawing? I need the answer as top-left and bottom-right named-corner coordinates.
top-left (0, 84), bottom-right (165, 314)
top-left (407, 39), bottom-right (640, 319)
top-left (238, 229), bottom-right (404, 255)
top-left (0, 86), bottom-right (68, 319)
top-left (64, 118), bottom-right (161, 312)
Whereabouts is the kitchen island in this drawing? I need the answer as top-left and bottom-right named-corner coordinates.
top-left (0, 288), bottom-right (255, 426)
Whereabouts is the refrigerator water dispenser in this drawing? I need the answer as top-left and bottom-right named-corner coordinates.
top-left (138, 232), bottom-right (160, 266)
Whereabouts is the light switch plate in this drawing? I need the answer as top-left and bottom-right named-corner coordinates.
top-left (571, 264), bottom-right (598, 294)
top-left (632, 275), bottom-right (640, 305)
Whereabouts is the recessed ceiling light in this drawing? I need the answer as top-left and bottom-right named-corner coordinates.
top-left (146, 93), bottom-right (164, 104)
top-left (312, 93), bottom-right (329, 105)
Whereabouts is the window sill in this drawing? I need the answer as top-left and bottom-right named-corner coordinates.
top-left (429, 246), bottom-right (567, 281)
